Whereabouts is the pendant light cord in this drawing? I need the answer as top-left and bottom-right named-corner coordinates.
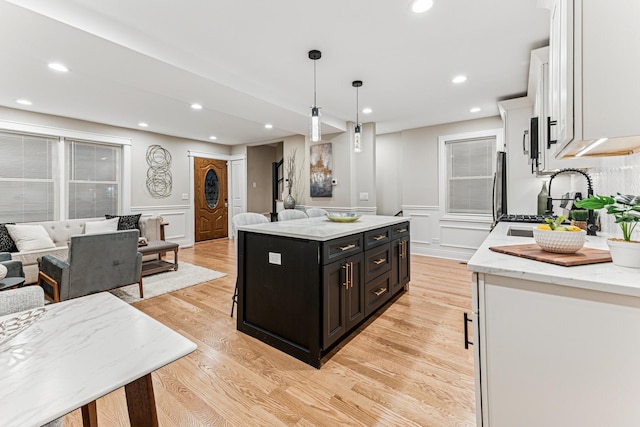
top-left (313, 60), bottom-right (317, 107)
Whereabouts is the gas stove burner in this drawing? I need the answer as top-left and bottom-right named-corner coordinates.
top-left (498, 214), bottom-right (567, 224)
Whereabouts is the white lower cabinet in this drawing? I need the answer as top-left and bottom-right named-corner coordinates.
top-left (473, 273), bottom-right (640, 426)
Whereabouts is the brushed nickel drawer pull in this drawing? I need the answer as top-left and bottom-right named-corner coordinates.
top-left (373, 258), bottom-right (386, 265)
top-left (395, 228), bottom-right (407, 233)
top-left (373, 288), bottom-right (387, 297)
top-left (373, 235), bottom-right (386, 241)
top-left (339, 244), bottom-right (356, 251)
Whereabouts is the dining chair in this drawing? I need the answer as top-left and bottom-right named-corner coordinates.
top-left (277, 209), bottom-right (308, 221)
top-left (306, 208), bottom-right (328, 218)
top-left (230, 213), bottom-right (269, 317)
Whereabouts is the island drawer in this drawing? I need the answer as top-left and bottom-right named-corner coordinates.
top-left (390, 222), bottom-right (410, 239)
top-left (364, 227), bottom-right (391, 249)
top-left (322, 234), bottom-right (363, 265)
top-left (364, 243), bottom-right (391, 282)
top-left (364, 272), bottom-right (392, 317)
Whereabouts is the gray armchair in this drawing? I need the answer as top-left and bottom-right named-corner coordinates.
top-left (37, 230), bottom-right (142, 302)
top-left (0, 252), bottom-right (25, 279)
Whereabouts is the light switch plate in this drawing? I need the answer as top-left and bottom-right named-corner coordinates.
top-left (268, 252), bottom-right (282, 265)
top-left (359, 192), bottom-right (369, 201)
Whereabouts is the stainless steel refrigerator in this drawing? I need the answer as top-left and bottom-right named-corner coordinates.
top-left (492, 151), bottom-right (507, 224)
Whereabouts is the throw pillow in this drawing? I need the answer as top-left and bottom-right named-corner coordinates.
top-left (0, 223), bottom-right (18, 253)
top-left (5, 224), bottom-right (56, 252)
top-left (105, 214), bottom-right (141, 231)
top-left (85, 217), bottom-right (119, 234)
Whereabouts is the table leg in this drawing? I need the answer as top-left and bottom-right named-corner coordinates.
top-left (125, 373), bottom-right (159, 427)
top-left (81, 400), bottom-right (98, 427)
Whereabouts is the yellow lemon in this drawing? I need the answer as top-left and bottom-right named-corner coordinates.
top-left (567, 225), bottom-right (582, 232)
top-left (537, 224), bottom-right (552, 230)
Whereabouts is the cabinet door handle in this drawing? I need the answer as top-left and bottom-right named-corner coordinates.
top-left (339, 244), bottom-right (356, 251)
top-left (373, 235), bottom-right (386, 241)
top-left (342, 264), bottom-right (349, 289)
top-left (395, 228), bottom-right (407, 233)
top-left (351, 262), bottom-right (355, 289)
top-left (373, 288), bottom-right (387, 297)
top-left (373, 258), bottom-right (386, 265)
top-left (547, 116), bottom-right (558, 149)
top-left (464, 312), bottom-right (473, 350)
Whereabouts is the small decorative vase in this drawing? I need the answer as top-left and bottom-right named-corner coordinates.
top-left (607, 239), bottom-right (640, 268)
top-left (537, 181), bottom-right (548, 215)
top-left (283, 193), bottom-right (296, 209)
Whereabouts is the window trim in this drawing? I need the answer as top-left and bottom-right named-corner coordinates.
top-left (438, 128), bottom-right (503, 223)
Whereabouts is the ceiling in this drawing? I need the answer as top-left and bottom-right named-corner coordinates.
top-left (0, 0), bottom-right (550, 146)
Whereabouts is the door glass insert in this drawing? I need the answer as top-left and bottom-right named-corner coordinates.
top-left (205, 169), bottom-right (219, 208)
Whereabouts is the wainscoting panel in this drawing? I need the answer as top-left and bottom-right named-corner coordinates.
top-left (133, 205), bottom-right (192, 248)
top-left (402, 205), bottom-right (492, 261)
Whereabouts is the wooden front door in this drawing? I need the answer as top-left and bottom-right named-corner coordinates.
top-left (194, 157), bottom-right (228, 241)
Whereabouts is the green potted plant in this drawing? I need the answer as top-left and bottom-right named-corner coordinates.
top-left (574, 193), bottom-right (640, 268)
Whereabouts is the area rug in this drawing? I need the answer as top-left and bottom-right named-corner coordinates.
top-left (110, 261), bottom-right (226, 303)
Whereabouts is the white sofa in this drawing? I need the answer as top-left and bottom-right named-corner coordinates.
top-left (7, 216), bottom-right (163, 284)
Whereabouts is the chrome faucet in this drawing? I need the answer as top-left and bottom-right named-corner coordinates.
top-left (546, 168), bottom-right (598, 236)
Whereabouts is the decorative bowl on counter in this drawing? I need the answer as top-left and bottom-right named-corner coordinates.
top-left (533, 228), bottom-right (586, 253)
top-left (326, 212), bottom-right (361, 223)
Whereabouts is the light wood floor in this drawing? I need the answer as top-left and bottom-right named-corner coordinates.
top-left (62, 238), bottom-right (476, 426)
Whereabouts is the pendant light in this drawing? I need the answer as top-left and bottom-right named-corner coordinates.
top-left (352, 80), bottom-right (363, 152)
top-left (309, 50), bottom-right (322, 142)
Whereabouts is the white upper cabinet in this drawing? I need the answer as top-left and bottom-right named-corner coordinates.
top-left (547, 0), bottom-right (640, 158)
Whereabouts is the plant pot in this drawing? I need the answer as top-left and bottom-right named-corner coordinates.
top-left (283, 193), bottom-right (296, 209)
top-left (607, 238), bottom-right (640, 268)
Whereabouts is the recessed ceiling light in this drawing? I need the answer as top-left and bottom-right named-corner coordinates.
top-left (470, 107), bottom-right (481, 113)
top-left (16, 99), bottom-right (32, 105)
top-left (190, 103), bottom-right (203, 110)
top-left (138, 122), bottom-right (149, 128)
top-left (411, 0), bottom-right (434, 14)
top-left (209, 136), bottom-right (217, 140)
top-left (452, 75), bottom-right (467, 84)
top-left (362, 107), bottom-right (373, 114)
top-left (265, 124), bottom-right (273, 129)
top-left (48, 62), bottom-right (69, 72)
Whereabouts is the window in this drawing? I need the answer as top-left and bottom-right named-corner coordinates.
top-left (67, 140), bottom-right (121, 219)
top-left (439, 129), bottom-right (502, 218)
top-left (0, 131), bottom-right (56, 222)
top-left (0, 124), bottom-right (127, 223)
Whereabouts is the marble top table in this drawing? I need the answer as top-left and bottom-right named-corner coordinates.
top-left (0, 292), bottom-right (197, 427)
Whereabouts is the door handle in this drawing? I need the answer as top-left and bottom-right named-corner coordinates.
top-left (464, 312), bottom-right (474, 349)
top-left (342, 264), bottom-right (348, 289)
top-left (350, 262), bottom-right (354, 289)
top-left (547, 116), bottom-right (558, 149)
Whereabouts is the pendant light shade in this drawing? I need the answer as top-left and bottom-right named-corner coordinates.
top-left (352, 80), bottom-right (363, 152)
top-left (309, 50), bottom-right (322, 142)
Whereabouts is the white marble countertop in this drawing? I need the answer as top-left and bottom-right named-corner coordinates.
top-left (236, 214), bottom-right (409, 241)
top-left (468, 222), bottom-right (640, 297)
top-left (0, 292), bottom-right (196, 427)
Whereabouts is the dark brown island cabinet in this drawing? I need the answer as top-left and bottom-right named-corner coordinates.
top-left (236, 215), bottom-right (410, 368)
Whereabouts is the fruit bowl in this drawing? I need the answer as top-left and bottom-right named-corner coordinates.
top-left (533, 228), bottom-right (586, 253)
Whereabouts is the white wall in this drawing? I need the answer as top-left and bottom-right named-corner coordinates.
top-left (0, 106), bottom-right (232, 247)
top-left (376, 116), bottom-right (503, 260)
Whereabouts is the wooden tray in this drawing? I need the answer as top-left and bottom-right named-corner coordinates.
top-left (489, 244), bottom-right (612, 267)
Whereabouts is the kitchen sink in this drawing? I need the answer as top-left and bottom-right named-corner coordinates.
top-left (507, 227), bottom-right (534, 238)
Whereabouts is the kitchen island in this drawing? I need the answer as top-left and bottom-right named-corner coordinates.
top-left (235, 215), bottom-right (410, 368)
top-left (467, 222), bottom-right (640, 427)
